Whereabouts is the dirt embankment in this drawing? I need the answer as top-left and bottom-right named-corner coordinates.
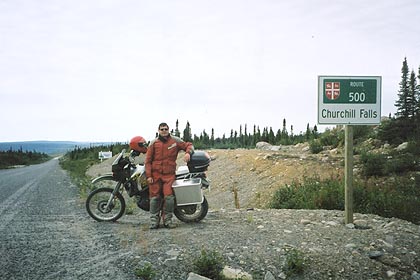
top-left (204, 145), bottom-right (343, 210)
top-left (87, 144), bottom-right (343, 210)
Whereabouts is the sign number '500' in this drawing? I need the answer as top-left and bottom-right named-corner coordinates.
top-left (349, 92), bottom-right (366, 103)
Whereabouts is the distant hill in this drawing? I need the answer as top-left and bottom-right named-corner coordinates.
top-left (0, 141), bottom-right (114, 155)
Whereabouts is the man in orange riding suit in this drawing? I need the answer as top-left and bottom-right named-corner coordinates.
top-left (145, 122), bottom-right (194, 229)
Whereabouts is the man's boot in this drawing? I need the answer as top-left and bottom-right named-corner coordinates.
top-left (149, 197), bottom-right (161, 229)
top-left (163, 195), bottom-right (176, 228)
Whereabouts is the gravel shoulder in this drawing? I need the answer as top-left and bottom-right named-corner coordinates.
top-left (117, 207), bottom-right (420, 280)
top-left (0, 159), bottom-right (134, 280)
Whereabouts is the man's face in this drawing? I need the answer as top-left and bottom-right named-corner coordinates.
top-left (158, 125), bottom-right (169, 137)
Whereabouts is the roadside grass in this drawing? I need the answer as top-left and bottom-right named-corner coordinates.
top-left (59, 153), bottom-right (138, 214)
top-left (191, 249), bottom-right (226, 280)
top-left (270, 139), bottom-right (420, 225)
top-left (282, 246), bottom-right (306, 277)
top-left (59, 143), bottom-right (127, 198)
top-left (269, 174), bottom-right (420, 224)
top-left (59, 157), bottom-right (96, 198)
top-left (134, 263), bottom-right (156, 280)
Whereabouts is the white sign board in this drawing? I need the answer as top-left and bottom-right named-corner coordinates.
top-left (318, 76), bottom-right (382, 125)
top-left (98, 151), bottom-right (112, 160)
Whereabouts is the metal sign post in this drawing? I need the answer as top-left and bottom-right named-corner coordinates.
top-left (318, 76), bottom-right (381, 224)
top-left (344, 125), bottom-right (353, 224)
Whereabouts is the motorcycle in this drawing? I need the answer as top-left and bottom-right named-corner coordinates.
top-left (85, 148), bottom-right (211, 223)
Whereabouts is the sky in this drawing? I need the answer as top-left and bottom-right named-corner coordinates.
top-left (1, 0), bottom-right (420, 143)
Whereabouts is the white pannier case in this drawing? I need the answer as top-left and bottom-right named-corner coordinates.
top-left (172, 178), bottom-right (203, 206)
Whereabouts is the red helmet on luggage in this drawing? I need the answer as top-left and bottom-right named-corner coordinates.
top-left (129, 136), bottom-right (148, 153)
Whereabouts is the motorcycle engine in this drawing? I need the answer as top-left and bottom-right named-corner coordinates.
top-left (137, 173), bottom-right (148, 190)
top-left (136, 192), bottom-right (150, 211)
top-left (125, 181), bottom-right (140, 197)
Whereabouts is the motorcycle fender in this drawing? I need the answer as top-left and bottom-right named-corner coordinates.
top-left (91, 173), bottom-right (114, 184)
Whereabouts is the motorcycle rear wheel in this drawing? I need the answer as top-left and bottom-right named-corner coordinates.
top-left (86, 187), bottom-right (126, 222)
top-left (174, 196), bottom-right (209, 223)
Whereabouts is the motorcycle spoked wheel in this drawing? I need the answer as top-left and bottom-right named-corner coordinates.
top-left (174, 196), bottom-right (209, 223)
top-left (86, 187), bottom-right (126, 222)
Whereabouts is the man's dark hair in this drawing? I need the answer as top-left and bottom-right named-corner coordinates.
top-left (158, 122), bottom-right (169, 129)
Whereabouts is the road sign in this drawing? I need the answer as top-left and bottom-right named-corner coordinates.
top-left (98, 151), bottom-right (112, 160)
top-left (318, 76), bottom-right (381, 125)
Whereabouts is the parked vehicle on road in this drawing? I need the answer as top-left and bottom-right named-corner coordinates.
top-left (85, 146), bottom-right (211, 223)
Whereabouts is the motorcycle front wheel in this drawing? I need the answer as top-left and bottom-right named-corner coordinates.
top-left (86, 187), bottom-right (126, 222)
top-left (174, 196), bottom-right (209, 223)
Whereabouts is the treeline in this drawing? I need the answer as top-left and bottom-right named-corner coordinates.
top-left (168, 57), bottom-right (420, 150)
top-left (0, 148), bottom-right (50, 169)
top-left (65, 57), bottom-right (420, 157)
top-left (378, 57), bottom-right (420, 144)
top-left (168, 119), bottom-right (319, 149)
top-left (66, 143), bottom-right (127, 160)
top-left (358, 57), bottom-right (420, 177)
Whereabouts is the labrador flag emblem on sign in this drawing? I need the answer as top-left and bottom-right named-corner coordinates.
top-left (325, 82), bottom-right (340, 100)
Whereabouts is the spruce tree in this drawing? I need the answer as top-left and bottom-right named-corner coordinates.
top-left (252, 125), bottom-right (259, 146)
top-left (281, 118), bottom-right (289, 144)
top-left (201, 129), bottom-right (209, 146)
top-left (408, 70), bottom-right (417, 118)
top-left (239, 125), bottom-right (243, 147)
top-left (243, 124), bottom-right (248, 147)
top-left (305, 123), bottom-right (311, 140)
top-left (275, 129), bottom-right (282, 143)
top-left (230, 129), bottom-right (234, 144)
top-left (174, 119), bottom-right (180, 137)
top-left (256, 126), bottom-right (261, 143)
top-left (416, 66), bottom-right (420, 118)
top-left (262, 127), bottom-right (268, 142)
top-left (416, 66), bottom-right (420, 137)
top-left (182, 121), bottom-right (192, 142)
top-left (313, 125), bottom-right (318, 138)
top-left (269, 127), bottom-right (275, 144)
top-left (395, 57), bottom-right (410, 119)
top-left (379, 58), bottom-right (419, 143)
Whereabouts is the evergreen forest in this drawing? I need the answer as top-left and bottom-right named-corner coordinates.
top-left (0, 148), bottom-right (50, 169)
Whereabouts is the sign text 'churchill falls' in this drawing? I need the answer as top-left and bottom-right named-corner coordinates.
top-left (318, 76), bottom-right (382, 125)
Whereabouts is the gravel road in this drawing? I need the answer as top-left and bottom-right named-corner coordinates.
top-left (0, 159), bottom-right (134, 280)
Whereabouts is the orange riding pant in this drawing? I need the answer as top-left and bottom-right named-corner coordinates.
top-left (149, 174), bottom-right (175, 198)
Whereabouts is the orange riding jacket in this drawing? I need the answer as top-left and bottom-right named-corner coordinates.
top-left (145, 135), bottom-right (193, 178)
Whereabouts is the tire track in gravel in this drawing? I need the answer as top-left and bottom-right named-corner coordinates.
top-left (0, 179), bottom-right (38, 231)
top-left (0, 159), bottom-right (135, 280)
